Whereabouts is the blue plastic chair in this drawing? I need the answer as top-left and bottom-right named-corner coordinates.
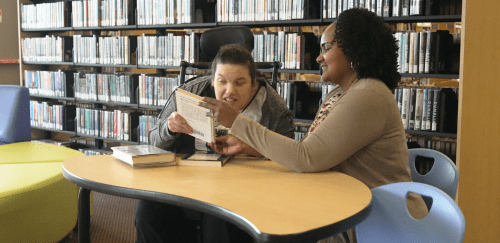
top-left (0, 85), bottom-right (31, 145)
top-left (356, 182), bottom-right (466, 243)
top-left (409, 148), bottom-right (459, 199)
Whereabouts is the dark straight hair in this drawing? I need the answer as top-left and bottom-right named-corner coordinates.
top-left (211, 44), bottom-right (258, 86)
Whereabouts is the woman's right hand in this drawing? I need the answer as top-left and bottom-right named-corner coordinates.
top-left (167, 112), bottom-right (193, 134)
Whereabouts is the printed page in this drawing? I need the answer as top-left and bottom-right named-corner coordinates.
top-left (176, 89), bottom-right (215, 143)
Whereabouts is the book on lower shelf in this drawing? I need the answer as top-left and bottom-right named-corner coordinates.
top-left (111, 145), bottom-right (176, 167)
top-left (178, 151), bottom-right (233, 167)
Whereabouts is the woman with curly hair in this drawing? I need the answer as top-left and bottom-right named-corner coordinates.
top-left (200, 8), bottom-right (428, 243)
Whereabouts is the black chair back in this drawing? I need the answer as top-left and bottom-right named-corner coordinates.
top-left (200, 26), bottom-right (254, 60)
top-left (180, 26), bottom-right (280, 87)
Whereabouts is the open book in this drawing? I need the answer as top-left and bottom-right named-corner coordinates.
top-left (111, 145), bottom-right (176, 167)
top-left (176, 89), bottom-right (216, 143)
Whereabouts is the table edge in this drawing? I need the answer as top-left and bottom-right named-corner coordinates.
top-left (62, 165), bottom-right (372, 243)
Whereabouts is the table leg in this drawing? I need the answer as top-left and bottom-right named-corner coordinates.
top-left (78, 187), bottom-right (91, 243)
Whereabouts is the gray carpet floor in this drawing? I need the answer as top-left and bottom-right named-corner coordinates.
top-left (59, 192), bottom-right (137, 243)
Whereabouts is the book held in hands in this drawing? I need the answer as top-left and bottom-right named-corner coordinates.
top-left (111, 145), bottom-right (176, 166)
top-left (175, 89), bottom-right (216, 143)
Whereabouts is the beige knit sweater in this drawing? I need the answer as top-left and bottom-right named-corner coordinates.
top-left (231, 78), bottom-right (428, 242)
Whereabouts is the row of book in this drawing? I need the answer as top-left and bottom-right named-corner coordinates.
top-left (73, 0), bottom-right (133, 27)
top-left (70, 136), bottom-right (117, 155)
top-left (395, 86), bottom-right (458, 133)
top-left (406, 134), bottom-right (457, 162)
top-left (30, 101), bottom-right (68, 131)
top-left (217, 0), bottom-right (308, 22)
top-left (22, 30), bottom-right (458, 75)
top-left (32, 138), bottom-right (73, 148)
top-left (276, 81), bottom-right (294, 109)
top-left (23, 69), bottom-right (184, 107)
top-left (74, 72), bottom-right (136, 103)
top-left (20, 0), bottom-right (133, 29)
top-left (20, 1), bottom-right (67, 29)
top-left (138, 74), bottom-right (179, 106)
top-left (137, 32), bottom-right (198, 66)
top-left (395, 30), bottom-right (459, 74)
top-left (321, 83), bottom-right (337, 104)
top-left (252, 32), bottom-right (305, 70)
top-left (31, 104), bottom-right (160, 145)
top-left (294, 124), bottom-right (310, 141)
top-left (73, 35), bottom-right (133, 65)
top-left (76, 106), bottom-right (138, 141)
top-left (138, 114), bottom-right (158, 144)
top-left (31, 137), bottom-right (119, 156)
top-left (323, 0), bottom-right (462, 19)
top-left (275, 80), bottom-right (337, 120)
top-left (137, 0), bottom-right (195, 25)
top-left (21, 0), bottom-right (461, 31)
top-left (21, 36), bottom-right (66, 63)
top-left (24, 70), bottom-right (69, 97)
top-left (79, 148), bottom-right (112, 155)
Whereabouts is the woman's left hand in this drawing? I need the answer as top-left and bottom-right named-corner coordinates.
top-left (198, 97), bottom-right (240, 128)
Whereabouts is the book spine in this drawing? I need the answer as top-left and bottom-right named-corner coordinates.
top-left (425, 88), bottom-right (433, 130)
top-left (401, 87), bottom-right (410, 129)
top-left (392, 0), bottom-right (400, 16)
top-left (408, 87), bottom-right (416, 129)
top-left (408, 32), bottom-right (415, 73)
top-left (414, 88), bottom-right (423, 130)
top-left (397, 86), bottom-right (403, 115)
top-left (403, 32), bottom-right (409, 73)
top-left (421, 88), bottom-right (428, 130)
top-left (383, 0), bottom-right (391, 17)
top-left (413, 32), bottom-right (419, 73)
top-left (431, 88), bottom-right (440, 131)
top-left (419, 31), bottom-right (426, 73)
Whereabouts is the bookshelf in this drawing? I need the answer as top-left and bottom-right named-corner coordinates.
top-left (12, 1), bottom-right (500, 241)
top-left (17, 0), bottom-right (461, 154)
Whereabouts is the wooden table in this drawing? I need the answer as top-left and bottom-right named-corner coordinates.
top-left (62, 155), bottom-right (372, 243)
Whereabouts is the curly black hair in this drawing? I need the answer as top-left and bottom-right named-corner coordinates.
top-left (333, 8), bottom-right (400, 90)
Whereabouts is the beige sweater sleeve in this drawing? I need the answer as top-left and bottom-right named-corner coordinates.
top-left (231, 87), bottom-right (389, 172)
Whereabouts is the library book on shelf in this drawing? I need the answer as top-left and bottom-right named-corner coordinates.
top-left (178, 152), bottom-right (234, 167)
top-left (111, 145), bottom-right (176, 167)
top-left (175, 89), bottom-right (216, 143)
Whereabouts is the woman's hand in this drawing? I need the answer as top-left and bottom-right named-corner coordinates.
top-left (167, 112), bottom-right (193, 134)
top-left (209, 135), bottom-right (244, 155)
top-left (209, 135), bottom-right (265, 157)
top-left (198, 97), bottom-right (240, 128)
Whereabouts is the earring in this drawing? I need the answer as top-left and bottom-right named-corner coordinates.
top-left (350, 62), bottom-right (355, 70)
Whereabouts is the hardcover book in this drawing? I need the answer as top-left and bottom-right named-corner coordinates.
top-left (425, 88), bottom-right (434, 130)
top-left (111, 145), bottom-right (176, 166)
top-left (414, 88), bottom-right (424, 130)
top-left (179, 152), bottom-right (233, 167)
top-left (438, 88), bottom-right (458, 133)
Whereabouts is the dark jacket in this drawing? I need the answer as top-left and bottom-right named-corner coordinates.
top-left (149, 75), bottom-right (294, 153)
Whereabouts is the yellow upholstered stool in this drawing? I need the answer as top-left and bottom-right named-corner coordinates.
top-left (0, 142), bottom-right (87, 242)
top-left (0, 141), bottom-right (84, 164)
top-left (0, 162), bottom-right (77, 242)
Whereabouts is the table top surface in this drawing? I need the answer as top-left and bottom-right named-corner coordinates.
top-left (63, 155), bottom-right (372, 242)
